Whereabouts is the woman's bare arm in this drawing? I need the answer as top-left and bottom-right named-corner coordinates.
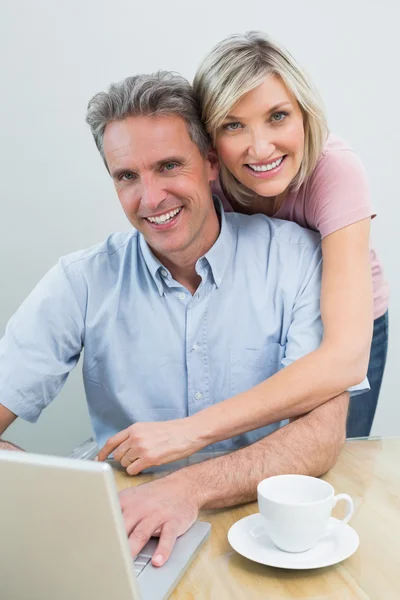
top-left (193, 218), bottom-right (372, 443)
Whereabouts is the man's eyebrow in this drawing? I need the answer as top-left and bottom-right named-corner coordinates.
top-left (152, 156), bottom-right (186, 169)
top-left (224, 101), bottom-right (292, 121)
top-left (111, 156), bottom-right (186, 179)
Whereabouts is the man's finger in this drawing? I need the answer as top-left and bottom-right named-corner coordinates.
top-left (96, 429), bottom-right (129, 461)
top-left (128, 518), bottom-right (161, 558)
top-left (152, 522), bottom-right (179, 567)
top-left (120, 503), bottom-right (141, 536)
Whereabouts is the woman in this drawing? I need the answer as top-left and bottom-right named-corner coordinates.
top-left (192, 31), bottom-right (388, 439)
top-left (97, 32), bottom-right (389, 473)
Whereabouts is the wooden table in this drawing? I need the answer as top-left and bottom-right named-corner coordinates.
top-left (114, 438), bottom-right (400, 599)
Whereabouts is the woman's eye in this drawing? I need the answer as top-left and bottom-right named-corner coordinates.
top-left (224, 122), bottom-right (242, 132)
top-left (270, 111), bottom-right (288, 123)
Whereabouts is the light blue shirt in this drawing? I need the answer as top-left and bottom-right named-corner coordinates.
top-left (0, 202), bottom-right (367, 451)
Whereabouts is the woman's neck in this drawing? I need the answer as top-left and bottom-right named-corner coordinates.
top-left (230, 189), bottom-right (287, 217)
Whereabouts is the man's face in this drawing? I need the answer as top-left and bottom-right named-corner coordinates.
top-left (103, 114), bottom-right (219, 261)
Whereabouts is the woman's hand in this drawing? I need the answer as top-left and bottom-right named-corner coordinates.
top-left (95, 417), bottom-right (204, 474)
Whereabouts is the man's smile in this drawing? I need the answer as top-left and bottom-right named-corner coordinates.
top-left (144, 206), bottom-right (183, 229)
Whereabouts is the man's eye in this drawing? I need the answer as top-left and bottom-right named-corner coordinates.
top-left (120, 172), bottom-right (135, 181)
top-left (270, 111), bottom-right (289, 123)
top-left (224, 122), bottom-right (242, 132)
top-left (162, 162), bottom-right (178, 172)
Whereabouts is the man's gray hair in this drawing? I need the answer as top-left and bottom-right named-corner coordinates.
top-left (86, 71), bottom-right (211, 167)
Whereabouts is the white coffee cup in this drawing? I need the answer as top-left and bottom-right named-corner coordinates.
top-left (257, 474), bottom-right (354, 553)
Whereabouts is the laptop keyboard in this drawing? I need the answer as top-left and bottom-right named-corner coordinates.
top-left (133, 538), bottom-right (158, 577)
top-left (134, 552), bottom-right (151, 577)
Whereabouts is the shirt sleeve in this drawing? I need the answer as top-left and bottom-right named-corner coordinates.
top-left (0, 261), bottom-right (85, 422)
top-left (307, 149), bottom-right (375, 239)
top-left (281, 244), bottom-right (324, 367)
top-left (282, 243), bottom-right (369, 397)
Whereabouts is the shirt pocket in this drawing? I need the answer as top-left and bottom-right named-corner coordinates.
top-left (230, 342), bottom-right (285, 396)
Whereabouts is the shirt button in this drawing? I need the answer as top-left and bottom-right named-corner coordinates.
top-left (192, 342), bottom-right (199, 351)
top-left (178, 292), bottom-right (186, 300)
top-left (194, 391), bottom-right (203, 400)
top-left (161, 269), bottom-right (168, 277)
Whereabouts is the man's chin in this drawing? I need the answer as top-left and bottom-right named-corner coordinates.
top-left (147, 240), bottom-right (188, 260)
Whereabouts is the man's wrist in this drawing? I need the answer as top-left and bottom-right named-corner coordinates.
top-left (166, 463), bottom-right (210, 510)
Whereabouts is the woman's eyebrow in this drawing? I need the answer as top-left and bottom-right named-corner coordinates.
top-left (265, 101), bottom-right (292, 114)
top-left (224, 101), bottom-right (292, 121)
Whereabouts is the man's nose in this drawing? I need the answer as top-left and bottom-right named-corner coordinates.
top-left (140, 177), bottom-right (166, 212)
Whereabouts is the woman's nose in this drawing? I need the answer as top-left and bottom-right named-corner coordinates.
top-left (247, 130), bottom-right (276, 160)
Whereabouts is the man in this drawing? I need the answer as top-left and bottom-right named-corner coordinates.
top-left (0, 72), bottom-right (360, 566)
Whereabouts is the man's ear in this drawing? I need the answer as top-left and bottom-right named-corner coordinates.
top-left (207, 146), bottom-right (220, 182)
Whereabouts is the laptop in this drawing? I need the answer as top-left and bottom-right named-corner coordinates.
top-left (0, 450), bottom-right (211, 600)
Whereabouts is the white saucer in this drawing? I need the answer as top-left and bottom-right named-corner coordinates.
top-left (228, 513), bottom-right (359, 570)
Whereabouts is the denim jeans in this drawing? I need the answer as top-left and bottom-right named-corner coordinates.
top-left (346, 311), bottom-right (389, 438)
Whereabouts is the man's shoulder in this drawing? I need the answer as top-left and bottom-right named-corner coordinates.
top-left (226, 212), bottom-right (321, 249)
top-left (59, 231), bottom-right (138, 273)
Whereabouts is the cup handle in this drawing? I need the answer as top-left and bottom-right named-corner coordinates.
top-left (332, 493), bottom-right (354, 525)
top-left (326, 493), bottom-right (354, 536)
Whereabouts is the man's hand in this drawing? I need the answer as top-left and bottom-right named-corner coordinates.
top-left (0, 440), bottom-right (24, 451)
top-left (117, 391), bottom-right (348, 566)
top-left (119, 473), bottom-right (201, 566)
top-left (96, 417), bottom-right (204, 474)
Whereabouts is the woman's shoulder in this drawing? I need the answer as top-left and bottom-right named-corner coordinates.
top-left (298, 133), bottom-right (373, 237)
top-left (321, 132), bottom-right (355, 154)
top-left (312, 133), bottom-right (368, 180)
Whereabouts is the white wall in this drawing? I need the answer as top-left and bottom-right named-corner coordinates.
top-left (0, 0), bottom-right (398, 455)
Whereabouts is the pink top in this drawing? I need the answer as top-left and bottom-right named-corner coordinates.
top-left (216, 134), bottom-right (388, 319)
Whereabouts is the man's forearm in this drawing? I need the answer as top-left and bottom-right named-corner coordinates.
top-left (0, 405), bottom-right (21, 450)
top-left (175, 392), bottom-right (349, 510)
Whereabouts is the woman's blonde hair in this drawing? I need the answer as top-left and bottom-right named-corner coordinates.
top-left (193, 31), bottom-right (328, 204)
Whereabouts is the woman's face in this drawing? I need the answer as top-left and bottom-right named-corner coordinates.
top-left (215, 74), bottom-right (305, 198)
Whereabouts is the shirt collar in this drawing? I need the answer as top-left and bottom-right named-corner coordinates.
top-left (139, 234), bottom-right (166, 296)
top-left (202, 196), bottom-right (234, 288)
top-left (139, 196), bottom-right (235, 294)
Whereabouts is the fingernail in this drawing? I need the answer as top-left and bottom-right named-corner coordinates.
top-left (153, 554), bottom-right (163, 566)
